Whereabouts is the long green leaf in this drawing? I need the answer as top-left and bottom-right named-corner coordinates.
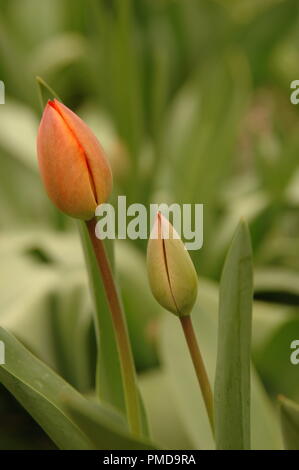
top-left (279, 396), bottom-right (299, 450)
top-left (160, 280), bottom-right (281, 450)
top-left (0, 327), bottom-right (154, 450)
top-left (0, 327), bottom-right (95, 449)
top-left (65, 394), bottom-right (158, 450)
top-left (214, 220), bottom-right (253, 449)
top-left (139, 370), bottom-right (193, 450)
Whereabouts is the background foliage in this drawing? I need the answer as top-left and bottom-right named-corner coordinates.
top-left (0, 0), bottom-right (299, 449)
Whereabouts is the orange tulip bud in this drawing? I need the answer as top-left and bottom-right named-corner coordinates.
top-left (37, 99), bottom-right (112, 220)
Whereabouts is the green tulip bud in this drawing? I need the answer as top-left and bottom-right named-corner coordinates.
top-left (147, 212), bottom-right (198, 317)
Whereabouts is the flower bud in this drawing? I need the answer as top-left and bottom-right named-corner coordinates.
top-left (37, 99), bottom-right (112, 220)
top-left (147, 213), bottom-right (198, 317)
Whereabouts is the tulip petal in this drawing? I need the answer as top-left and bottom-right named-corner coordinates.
top-left (37, 102), bottom-right (97, 219)
top-left (51, 100), bottom-right (112, 206)
top-left (147, 214), bottom-right (178, 314)
top-left (161, 215), bottom-right (198, 316)
top-left (147, 213), bottom-right (198, 317)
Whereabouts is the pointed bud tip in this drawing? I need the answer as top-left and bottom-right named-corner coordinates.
top-left (37, 100), bottom-right (112, 220)
top-left (47, 99), bottom-right (56, 108)
top-left (147, 214), bottom-right (198, 317)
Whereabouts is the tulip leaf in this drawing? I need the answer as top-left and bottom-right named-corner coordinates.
top-left (253, 311), bottom-right (299, 400)
top-left (0, 253), bottom-right (59, 366)
top-left (0, 101), bottom-right (39, 172)
top-left (214, 220), bottom-right (253, 450)
top-left (116, 242), bottom-right (160, 371)
top-left (139, 370), bottom-right (194, 450)
top-left (279, 396), bottom-right (299, 450)
top-left (160, 280), bottom-right (282, 450)
top-left (255, 268), bottom-right (299, 304)
top-left (0, 327), bottom-right (154, 450)
top-left (65, 394), bottom-right (158, 450)
top-left (0, 327), bottom-right (95, 449)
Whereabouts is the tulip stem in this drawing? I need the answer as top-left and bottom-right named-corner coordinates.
top-left (180, 315), bottom-right (215, 436)
top-left (86, 218), bottom-right (142, 437)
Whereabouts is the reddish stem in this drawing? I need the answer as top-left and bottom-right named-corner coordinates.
top-left (180, 315), bottom-right (214, 435)
top-left (86, 217), bottom-right (141, 436)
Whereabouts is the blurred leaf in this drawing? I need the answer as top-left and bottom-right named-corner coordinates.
top-left (0, 327), bottom-right (95, 449)
top-left (0, 231), bottom-right (158, 377)
top-left (116, 242), bottom-right (160, 371)
top-left (0, 0), bottom-right (298, 451)
top-left (241, 0), bottom-right (299, 83)
top-left (259, 131), bottom-right (299, 200)
top-left (0, 100), bottom-right (38, 171)
top-left (159, 54), bottom-right (250, 277)
top-left (208, 185), bottom-right (269, 277)
top-left (89, 0), bottom-right (144, 173)
top-left (252, 301), bottom-right (294, 354)
top-left (279, 396), bottom-right (299, 450)
top-left (0, 16), bottom-right (35, 105)
top-left (255, 269), bottom-right (299, 305)
top-left (65, 394), bottom-right (157, 450)
top-left (0, 383), bottom-right (56, 450)
top-left (49, 277), bottom-right (96, 393)
top-left (160, 279), bottom-right (282, 450)
top-left (215, 220), bottom-right (253, 449)
top-left (31, 34), bottom-right (86, 77)
top-left (0, 229), bottom-right (83, 268)
top-left (139, 370), bottom-right (194, 450)
top-left (0, 327), bottom-right (153, 450)
top-left (0, 232), bottom-right (93, 387)
top-left (250, 366), bottom-right (282, 451)
top-left (164, 54), bottom-right (249, 206)
top-left (253, 316), bottom-right (299, 402)
top-left (0, 101), bottom-right (59, 228)
top-left (7, 0), bottom-right (64, 45)
top-left (0, 254), bottom-right (58, 366)
top-left (0, 154), bottom-right (51, 227)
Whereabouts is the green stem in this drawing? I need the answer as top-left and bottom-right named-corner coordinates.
top-left (86, 217), bottom-right (142, 437)
top-left (180, 315), bottom-right (215, 436)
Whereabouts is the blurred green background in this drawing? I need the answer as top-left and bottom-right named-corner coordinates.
top-left (0, 0), bottom-right (299, 449)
